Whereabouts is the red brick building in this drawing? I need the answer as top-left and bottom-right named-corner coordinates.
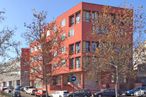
top-left (28, 2), bottom-right (133, 91)
top-left (21, 48), bottom-right (30, 86)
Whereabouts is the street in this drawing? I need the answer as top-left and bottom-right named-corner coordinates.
top-left (20, 92), bottom-right (35, 97)
top-left (0, 92), bottom-right (139, 97)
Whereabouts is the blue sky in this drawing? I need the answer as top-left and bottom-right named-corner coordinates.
top-left (0, 0), bottom-right (146, 48)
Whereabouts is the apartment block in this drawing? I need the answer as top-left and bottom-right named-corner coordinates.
top-left (21, 48), bottom-right (30, 86)
top-left (28, 2), bottom-right (133, 91)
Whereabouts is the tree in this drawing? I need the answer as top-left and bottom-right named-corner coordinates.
top-left (0, 11), bottom-right (20, 74)
top-left (86, 4), bottom-right (146, 95)
top-left (133, 5), bottom-right (146, 69)
top-left (23, 10), bottom-right (66, 97)
top-left (81, 6), bottom-right (133, 97)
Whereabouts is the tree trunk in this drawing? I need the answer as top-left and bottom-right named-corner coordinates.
top-left (45, 77), bottom-right (48, 97)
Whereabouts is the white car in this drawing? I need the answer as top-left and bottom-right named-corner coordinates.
top-left (25, 87), bottom-right (37, 95)
top-left (23, 86), bottom-right (32, 92)
top-left (134, 89), bottom-right (146, 97)
top-left (50, 90), bottom-right (69, 97)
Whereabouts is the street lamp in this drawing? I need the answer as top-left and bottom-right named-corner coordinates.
top-left (110, 64), bottom-right (118, 97)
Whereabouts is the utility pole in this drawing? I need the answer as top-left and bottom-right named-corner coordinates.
top-left (73, 82), bottom-right (74, 97)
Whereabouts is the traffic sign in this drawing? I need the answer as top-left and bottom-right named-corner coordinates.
top-left (71, 75), bottom-right (76, 82)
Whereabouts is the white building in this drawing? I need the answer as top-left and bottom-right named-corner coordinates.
top-left (0, 59), bottom-right (21, 89)
top-left (0, 73), bottom-right (20, 89)
top-left (133, 41), bottom-right (146, 70)
top-left (133, 41), bottom-right (146, 84)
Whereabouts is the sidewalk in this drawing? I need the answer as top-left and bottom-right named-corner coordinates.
top-left (0, 94), bottom-right (10, 97)
top-left (0, 92), bottom-right (11, 97)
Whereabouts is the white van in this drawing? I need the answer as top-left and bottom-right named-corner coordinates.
top-left (50, 90), bottom-right (69, 97)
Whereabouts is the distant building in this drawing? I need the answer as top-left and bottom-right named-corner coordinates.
top-left (20, 48), bottom-right (30, 86)
top-left (134, 41), bottom-right (146, 85)
top-left (134, 41), bottom-right (146, 70)
top-left (0, 73), bottom-right (20, 89)
top-left (0, 59), bottom-right (20, 89)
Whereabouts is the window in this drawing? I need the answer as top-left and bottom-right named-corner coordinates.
top-left (9, 81), bottom-right (12, 86)
top-left (16, 80), bottom-right (20, 85)
top-left (96, 26), bottom-right (108, 34)
top-left (83, 11), bottom-right (90, 22)
top-left (69, 15), bottom-right (74, 26)
top-left (46, 30), bottom-right (50, 36)
top-left (76, 12), bottom-right (80, 23)
top-left (61, 18), bottom-right (66, 27)
top-left (93, 25), bottom-right (100, 34)
top-left (68, 29), bottom-right (74, 37)
top-left (61, 46), bottom-right (66, 54)
top-left (92, 41), bottom-right (99, 52)
top-left (3, 82), bottom-right (6, 87)
top-left (76, 42), bottom-right (80, 53)
top-left (61, 33), bottom-right (66, 40)
top-left (92, 12), bottom-right (98, 20)
top-left (69, 58), bottom-right (74, 69)
top-left (69, 44), bottom-right (74, 55)
top-left (76, 57), bottom-right (80, 69)
top-left (92, 25), bottom-right (107, 34)
top-left (85, 41), bottom-right (90, 52)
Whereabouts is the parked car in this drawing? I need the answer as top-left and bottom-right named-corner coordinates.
top-left (134, 86), bottom-right (146, 97)
top-left (2, 87), bottom-right (8, 91)
top-left (50, 90), bottom-right (69, 97)
top-left (12, 86), bottom-right (21, 97)
top-left (2, 86), bottom-right (14, 93)
top-left (35, 89), bottom-right (47, 97)
top-left (23, 86), bottom-right (33, 92)
top-left (25, 87), bottom-right (37, 95)
top-left (67, 89), bottom-right (91, 97)
top-left (93, 89), bottom-right (117, 97)
top-left (123, 86), bottom-right (146, 96)
top-left (134, 89), bottom-right (146, 97)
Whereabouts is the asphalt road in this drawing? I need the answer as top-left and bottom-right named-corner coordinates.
top-left (21, 92), bottom-right (35, 97)
top-left (20, 92), bottom-right (137, 97)
top-left (0, 92), bottom-right (138, 97)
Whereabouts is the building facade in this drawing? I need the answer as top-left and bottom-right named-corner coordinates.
top-left (0, 73), bottom-right (20, 89)
top-left (0, 59), bottom-right (21, 89)
top-left (21, 48), bottom-right (30, 86)
top-left (29, 2), bottom-right (133, 91)
top-left (134, 41), bottom-right (146, 85)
